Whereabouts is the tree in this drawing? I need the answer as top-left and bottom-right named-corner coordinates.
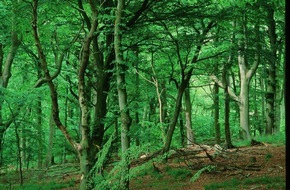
top-left (114, 0), bottom-right (132, 188)
top-left (211, 4), bottom-right (261, 141)
top-left (0, 0), bottom-right (21, 166)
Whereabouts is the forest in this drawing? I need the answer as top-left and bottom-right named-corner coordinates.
top-left (0, 0), bottom-right (285, 189)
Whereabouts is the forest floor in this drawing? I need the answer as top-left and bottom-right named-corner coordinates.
top-left (0, 143), bottom-right (286, 190)
top-left (130, 143), bottom-right (286, 190)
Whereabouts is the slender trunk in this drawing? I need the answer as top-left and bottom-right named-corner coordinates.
top-left (163, 86), bottom-right (186, 153)
top-left (224, 87), bottom-right (233, 148)
top-left (37, 95), bottom-right (43, 168)
top-left (213, 81), bottom-right (220, 144)
top-left (265, 5), bottom-right (277, 134)
top-left (223, 60), bottom-right (233, 148)
top-left (114, 0), bottom-right (132, 188)
top-left (163, 21), bottom-right (214, 153)
top-left (20, 124), bottom-right (27, 170)
top-left (179, 116), bottom-right (185, 147)
top-left (184, 87), bottom-right (194, 146)
top-left (46, 107), bottom-right (55, 167)
top-left (14, 121), bottom-right (23, 185)
top-left (260, 69), bottom-right (266, 134)
top-left (265, 65), bottom-right (275, 135)
top-left (0, 4), bottom-right (20, 166)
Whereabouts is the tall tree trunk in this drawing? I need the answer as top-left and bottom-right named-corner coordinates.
top-left (179, 116), bottom-right (185, 147)
top-left (163, 21), bottom-right (214, 153)
top-left (45, 107), bottom-right (55, 167)
top-left (0, 5), bottom-right (21, 165)
top-left (15, 122), bottom-right (23, 186)
top-left (213, 83), bottom-right (221, 145)
top-left (184, 87), bottom-right (194, 147)
top-left (163, 83), bottom-right (188, 153)
top-left (224, 86), bottom-right (233, 148)
top-left (77, 11), bottom-right (98, 189)
top-left (134, 49), bottom-right (140, 146)
top-left (238, 64), bottom-right (251, 140)
top-left (213, 60), bottom-right (221, 144)
top-left (36, 92), bottom-right (43, 168)
top-left (223, 59), bottom-right (234, 148)
top-left (236, 15), bottom-right (260, 140)
top-left (265, 5), bottom-right (277, 135)
top-left (114, 0), bottom-right (132, 189)
top-left (31, 0), bottom-right (80, 187)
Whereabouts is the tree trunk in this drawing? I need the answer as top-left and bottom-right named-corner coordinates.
top-left (163, 21), bottom-right (214, 153)
top-left (15, 122), bottom-right (23, 186)
top-left (179, 116), bottom-right (185, 147)
top-left (222, 59), bottom-right (234, 148)
top-left (45, 107), bottom-right (55, 167)
top-left (184, 87), bottom-right (194, 146)
top-left (36, 92), bottom-right (43, 168)
top-left (238, 69), bottom-right (251, 140)
top-left (163, 85), bottom-right (186, 153)
top-left (224, 86), bottom-right (233, 148)
top-left (0, 6), bottom-right (20, 166)
top-left (213, 77), bottom-right (220, 144)
top-left (236, 17), bottom-right (260, 140)
top-left (114, 0), bottom-right (132, 188)
top-left (266, 5), bottom-right (277, 134)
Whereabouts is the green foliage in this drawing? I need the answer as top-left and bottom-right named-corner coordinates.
top-left (190, 165), bottom-right (216, 183)
top-left (255, 133), bottom-right (285, 145)
top-left (233, 133), bottom-right (286, 147)
top-left (166, 167), bottom-right (192, 180)
top-left (265, 152), bottom-right (272, 161)
top-left (0, 0), bottom-right (286, 189)
top-left (12, 180), bottom-right (75, 190)
top-left (204, 176), bottom-right (286, 190)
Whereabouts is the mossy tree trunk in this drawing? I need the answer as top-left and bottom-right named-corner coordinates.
top-left (0, 1), bottom-right (21, 166)
top-left (114, 0), bottom-right (132, 188)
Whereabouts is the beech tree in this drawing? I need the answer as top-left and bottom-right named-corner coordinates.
top-left (0, 0), bottom-right (285, 189)
top-left (0, 0), bottom-right (21, 166)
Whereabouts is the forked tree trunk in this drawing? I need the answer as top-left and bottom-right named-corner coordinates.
top-left (163, 21), bottom-right (215, 153)
top-left (236, 17), bottom-right (260, 140)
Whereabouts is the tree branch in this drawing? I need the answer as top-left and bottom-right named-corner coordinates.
top-left (210, 75), bottom-right (240, 103)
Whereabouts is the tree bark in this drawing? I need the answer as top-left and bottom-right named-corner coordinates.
top-left (114, 0), bottom-right (132, 189)
top-left (184, 87), bottom-right (194, 147)
top-left (163, 21), bottom-right (215, 153)
top-left (0, 6), bottom-right (20, 166)
top-left (45, 107), bottom-right (55, 167)
top-left (265, 5), bottom-right (279, 134)
top-left (231, 18), bottom-right (260, 140)
top-left (213, 60), bottom-right (221, 145)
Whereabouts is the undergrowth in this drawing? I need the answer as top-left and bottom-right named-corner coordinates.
top-left (204, 175), bottom-right (286, 190)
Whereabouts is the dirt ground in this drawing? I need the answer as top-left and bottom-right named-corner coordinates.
top-left (1, 143), bottom-right (285, 190)
top-left (130, 143), bottom-right (286, 190)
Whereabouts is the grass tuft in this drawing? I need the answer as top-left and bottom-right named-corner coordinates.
top-left (204, 175), bottom-right (285, 190)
